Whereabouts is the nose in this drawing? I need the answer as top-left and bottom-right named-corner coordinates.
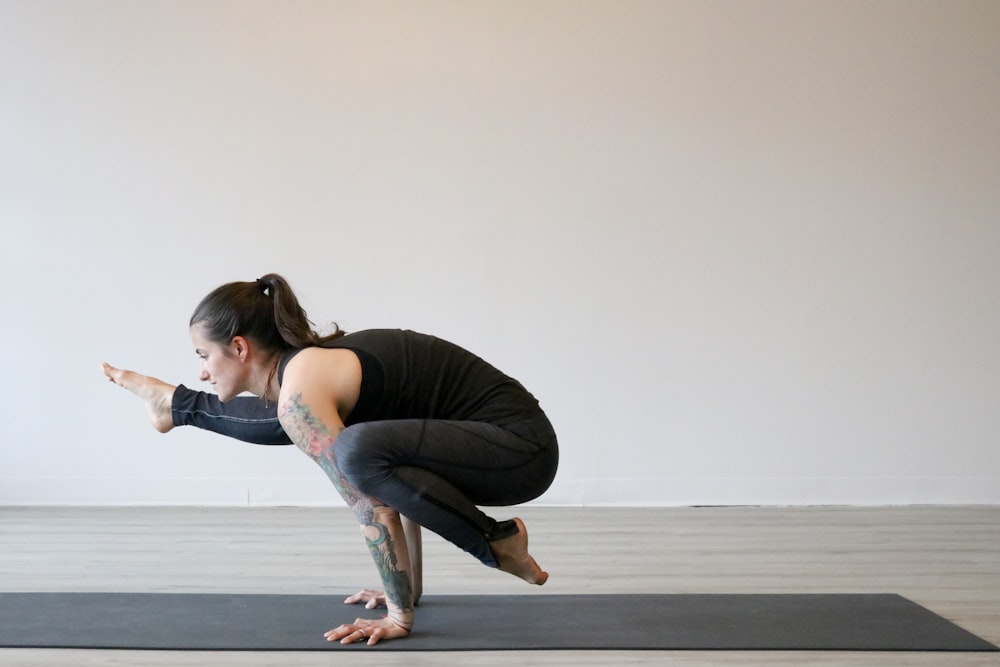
top-left (199, 362), bottom-right (210, 382)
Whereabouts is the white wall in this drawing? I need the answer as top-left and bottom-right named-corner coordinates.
top-left (1, 0), bottom-right (998, 506)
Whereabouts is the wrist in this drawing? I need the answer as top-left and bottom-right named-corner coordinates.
top-left (387, 607), bottom-right (414, 632)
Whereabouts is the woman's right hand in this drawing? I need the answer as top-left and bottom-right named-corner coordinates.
top-left (344, 588), bottom-right (386, 609)
top-left (325, 615), bottom-right (411, 645)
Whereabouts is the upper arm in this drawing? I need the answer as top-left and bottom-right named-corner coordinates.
top-left (276, 349), bottom-right (350, 459)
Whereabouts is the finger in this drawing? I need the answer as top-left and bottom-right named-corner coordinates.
top-left (324, 624), bottom-right (357, 642)
top-left (337, 628), bottom-right (367, 645)
top-left (345, 628), bottom-right (368, 645)
top-left (366, 598), bottom-right (377, 609)
top-left (363, 624), bottom-right (386, 646)
top-left (344, 589), bottom-right (371, 605)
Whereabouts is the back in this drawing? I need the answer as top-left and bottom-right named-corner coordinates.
top-left (324, 329), bottom-right (541, 426)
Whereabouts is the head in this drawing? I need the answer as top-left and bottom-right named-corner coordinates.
top-left (189, 273), bottom-right (343, 400)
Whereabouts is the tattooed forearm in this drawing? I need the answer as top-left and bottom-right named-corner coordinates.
top-left (368, 507), bottom-right (415, 620)
top-left (279, 392), bottom-right (415, 626)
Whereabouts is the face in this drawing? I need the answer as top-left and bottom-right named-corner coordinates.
top-left (190, 325), bottom-right (248, 402)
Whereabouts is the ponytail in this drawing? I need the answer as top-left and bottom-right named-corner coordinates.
top-left (190, 273), bottom-right (345, 353)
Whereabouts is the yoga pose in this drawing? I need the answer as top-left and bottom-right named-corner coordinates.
top-left (102, 274), bottom-right (558, 646)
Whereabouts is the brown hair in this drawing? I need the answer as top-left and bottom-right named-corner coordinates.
top-left (189, 273), bottom-right (345, 354)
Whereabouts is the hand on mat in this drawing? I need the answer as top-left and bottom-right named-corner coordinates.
top-left (325, 616), bottom-right (411, 646)
top-left (343, 588), bottom-right (385, 609)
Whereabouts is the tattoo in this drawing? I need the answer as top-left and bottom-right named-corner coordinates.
top-left (367, 507), bottom-right (415, 620)
top-left (279, 392), bottom-right (415, 621)
top-left (278, 392), bottom-right (357, 503)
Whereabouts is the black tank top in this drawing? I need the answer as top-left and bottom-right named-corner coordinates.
top-left (277, 329), bottom-right (540, 427)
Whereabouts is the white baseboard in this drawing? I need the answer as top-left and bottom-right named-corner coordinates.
top-left (1, 476), bottom-right (997, 506)
top-left (572, 476), bottom-right (1000, 506)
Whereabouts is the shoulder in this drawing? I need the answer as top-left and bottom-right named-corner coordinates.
top-left (282, 347), bottom-right (361, 385)
top-left (279, 347), bottom-right (363, 416)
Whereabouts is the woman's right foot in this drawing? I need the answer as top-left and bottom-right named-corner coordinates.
top-left (490, 517), bottom-right (549, 585)
top-left (102, 363), bottom-right (176, 433)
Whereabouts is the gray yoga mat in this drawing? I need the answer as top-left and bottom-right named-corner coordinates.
top-left (0, 592), bottom-right (995, 652)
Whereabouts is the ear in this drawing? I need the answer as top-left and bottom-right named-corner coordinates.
top-left (231, 335), bottom-right (250, 362)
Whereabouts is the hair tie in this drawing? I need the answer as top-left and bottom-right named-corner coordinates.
top-left (255, 277), bottom-right (269, 295)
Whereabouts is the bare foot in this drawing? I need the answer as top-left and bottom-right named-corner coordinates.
top-left (490, 517), bottom-right (548, 585)
top-left (102, 362), bottom-right (176, 433)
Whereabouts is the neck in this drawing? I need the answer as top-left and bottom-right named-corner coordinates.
top-left (256, 353), bottom-right (282, 407)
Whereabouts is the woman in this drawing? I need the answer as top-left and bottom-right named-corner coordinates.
top-left (101, 273), bottom-right (558, 646)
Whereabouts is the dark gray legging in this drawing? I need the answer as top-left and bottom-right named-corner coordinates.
top-left (171, 386), bottom-right (558, 566)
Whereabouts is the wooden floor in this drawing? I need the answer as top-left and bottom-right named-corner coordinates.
top-left (1, 506), bottom-right (997, 666)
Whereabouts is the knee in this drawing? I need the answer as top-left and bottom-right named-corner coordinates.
top-left (332, 423), bottom-right (380, 489)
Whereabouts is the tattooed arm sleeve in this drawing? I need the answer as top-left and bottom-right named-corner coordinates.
top-left (278, 390), bottom-right (416, 631)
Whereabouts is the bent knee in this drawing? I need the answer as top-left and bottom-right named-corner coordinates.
top-left (332, 423), bottom-right (380, 483)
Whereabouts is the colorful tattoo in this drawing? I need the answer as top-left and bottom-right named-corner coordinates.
top-left (279, 392), bottom-right (415, 623)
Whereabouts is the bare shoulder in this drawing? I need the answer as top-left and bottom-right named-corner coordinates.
top-left (280, 347), bottom-right (362, 422)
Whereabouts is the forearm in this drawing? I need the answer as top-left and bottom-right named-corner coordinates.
top-left (401, 515), bottom-right (423, 605)
top-left (319, 459), bottom-right (416, 627)
top-left (318, 461), bottom-right (416, 627)
top-left (365, 506), bottom-right (415, 630)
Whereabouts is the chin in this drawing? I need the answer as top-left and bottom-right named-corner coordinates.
top-left (214, 388), bottom-right (235, 402)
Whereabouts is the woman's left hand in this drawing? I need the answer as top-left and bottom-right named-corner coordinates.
top-left (325, 616), bottom-right (411, 646)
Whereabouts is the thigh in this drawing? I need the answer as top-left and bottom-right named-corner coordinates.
top-left (336, 418), bottom-right (557, 505)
